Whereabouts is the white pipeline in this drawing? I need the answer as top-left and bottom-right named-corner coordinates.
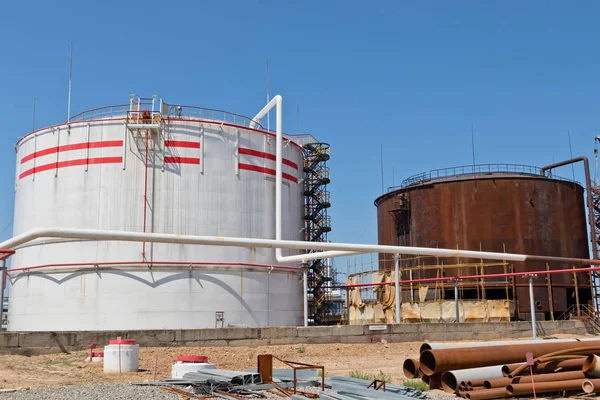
top-left (0, 227), bottom-right (535, 261)
top-left (250, 95), bottom-right (360, 263)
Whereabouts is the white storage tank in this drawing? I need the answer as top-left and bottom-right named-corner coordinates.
top-left (7, 95), bottom-right (306, 331)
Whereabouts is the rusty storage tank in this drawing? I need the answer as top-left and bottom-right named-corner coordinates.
top-left (374, 164), bottom-right (591, 320)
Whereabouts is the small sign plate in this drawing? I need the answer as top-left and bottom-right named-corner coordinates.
top-left (526, 352), bottom-right (534, 366)
top-left (369, 324), bottom-right (388, 331)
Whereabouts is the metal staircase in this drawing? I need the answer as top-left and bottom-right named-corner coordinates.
top-left (591, 186), bottom-right (600, 312)
top-left (557, 304), bottom-right (600, 332)
top-left (303, 142), bottom-right (332, 325)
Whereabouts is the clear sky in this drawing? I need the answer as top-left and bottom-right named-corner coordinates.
top-left (1, 1), bottom-right (599, 276)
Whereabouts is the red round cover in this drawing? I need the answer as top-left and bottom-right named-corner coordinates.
top-left (177, 355), bottom-right (209, 363)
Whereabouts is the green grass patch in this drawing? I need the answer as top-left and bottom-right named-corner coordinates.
top-left (403, 379), bottom-right (430, 391)
top-left (348, 370), bottom-right (392, 383)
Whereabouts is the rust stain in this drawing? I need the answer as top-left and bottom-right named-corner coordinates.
top-left (376, 175), bottom-right (590, 315)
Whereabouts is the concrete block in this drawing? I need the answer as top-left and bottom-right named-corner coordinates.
top-left (133, 330), bottom-right (176, 345)
top-left (267, 337), bottom-right (304, 346)
top-left (228, 339), bottom-right (269, 347)
top-left (386, 333), bottom-right (424, 342)
top-left (180, 340), bottom-right (228, 347)
top-left (298, 327), bottom-right (335, 338)
top-left (333, 325), bottom-right (363, 336)
top-left (0, 333), bottom-right (18, 348)
top-left (175, 330), bottom-right (217, 342)
top-left (339, 335), bottom-right (370, 344)
top-left (18, 332), bottom-right (70, 349)
top-left (220, 328), bottom-right (261, 340)
top-left (260, 327), bottom-right (298, 339)
top-left (73, 331), bottom-right (121, 348)
top-left (420, 323), bottom-right (448, 334)
top-left (391, 323), bottom-right (420, 334)
top-left (304, 336), bottom-right (341, 344)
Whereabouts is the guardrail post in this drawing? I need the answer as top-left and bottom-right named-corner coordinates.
top-left (528, 275), bottom-right (537, 339)
top-left (394, 253), bottom-right (400, 324)
top-left (455, 279), bottom-right (460, 323)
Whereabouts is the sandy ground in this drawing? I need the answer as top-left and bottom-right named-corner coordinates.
top-left (0, 342), bottom-right (421, 390)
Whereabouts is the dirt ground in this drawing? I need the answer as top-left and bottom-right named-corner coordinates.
top-left (0, 342), bottom-right (421, 390)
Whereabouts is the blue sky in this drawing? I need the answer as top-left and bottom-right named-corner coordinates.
top-left (1, 1), bottom-right (600, 275)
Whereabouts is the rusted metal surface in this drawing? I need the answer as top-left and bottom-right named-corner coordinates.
top-left (257, 354), bottom-right (273, 383)
top-left (464, 388), bottom-right (509, 400)
top-left (507, 378), bottom-right (600, 396)
top-left (583, 354), bottom-right (600, 377)
top-left (403, 359), bottom-right (420, 379)
top-left (532, 358), bottom-right (586, 374)
top-left (376, 173), bottom-right (591, 316)
top-left (441, 365), bottom-right (504, 393)
top-left (420, 340), bottom-right (600, 376)
top-left (582, 379), bottom-right (600, 394)
top-left (512, 370), bottom-right (584, 384)
top-left (482, 377), bottom-right (512, 389)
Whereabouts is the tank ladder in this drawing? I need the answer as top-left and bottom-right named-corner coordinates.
top-left (591, 185), bottom-right (600, 312)
top-left (303, 142), bottom-right (332, 325)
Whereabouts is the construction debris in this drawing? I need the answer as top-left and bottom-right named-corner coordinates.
top-left (405, 338), bottom-right (600, 399)
top-left (133, 354), bottom-right (430, 400)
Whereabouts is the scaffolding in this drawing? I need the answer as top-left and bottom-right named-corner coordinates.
top-left (302, 142), bottom-right (332, 325)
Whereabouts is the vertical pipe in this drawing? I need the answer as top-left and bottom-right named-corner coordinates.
top-left (161, 122), bottom-right (166, 172)
top-left (454, 280), bottom-right (460, 323)
top-left (85, 123), bottom-right (90, 171)
top-left (573, 266), bottom-right (581, 316)
top-left (409, 269), bottom-right (414, 302)
top-left (32, 133), bottom-right (37, 181)
top-left (546, 263), bottom-right (554, 321)
top-left (200, 126), bottom-right (205, 175)
top-left (303, 267), bottom-right (308, 327)
top-left (54, 127), bottom-right (60, 177)
top-left (529, 275), bottom-right (537, 339)
top-left (0, 259), bottom-right (5, 329)
top-left (275, 99), bottom-right (283, 246)
top-left (540, 157), bottom-right (597, 311)
top-left (394, 253), bottom-right (400, 323)
top-left (142, 130), bottom-right (149, 261)
top-left (122, 124), bottom-right (128, 170)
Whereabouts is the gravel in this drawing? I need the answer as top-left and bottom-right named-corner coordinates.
top-left (0, 382), bottom-right (445, 400)
top-left (0, 384), bottom-right (179, 399)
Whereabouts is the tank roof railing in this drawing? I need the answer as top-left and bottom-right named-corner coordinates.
top-left (66, 102), bottom-right (320, 148)
top-left (68, 103), bottom-right (266, 130)
top-left (389, 163), bottom-right (575, 192)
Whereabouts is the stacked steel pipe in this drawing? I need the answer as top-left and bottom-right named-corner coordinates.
top-left (403, 339), bottom-right (600, 399)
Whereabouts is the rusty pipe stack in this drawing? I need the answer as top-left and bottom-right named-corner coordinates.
top-left (403, 339), bottom-right (600, 399)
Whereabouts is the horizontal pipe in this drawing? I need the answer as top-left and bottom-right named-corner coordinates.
top-left (483, 377), bottom-right (513, 389)
top-left (583, 379), bottom-right (600, 394)
top-left (403, 359), bottom-right (420, 379)
top-left (467, 379), bottom-right (486, 388)
top-left (507, 378), bottom-right (600, 396)
top-left (441, 366), bottom-right (505, 393)
top-left (8, 260), bottom-right (302, 273)
top-left (0, 227), bottom-right (596, 265)
top-left (421, 338), bottom-right (597, 354)
top-left (420, 341), bottom-right (600, 376)
top-left (512, 370), bottom-right (585, 385)
top-left (530, 358), bottom-right (586, 376)
top-left (464, 388), bottom-right (509, 400)
top-left (509, 347), bottom-right (600, 378)
top-left (583, 355), bottom-right (600, 377)
top-left (333, 265), bottom-right (600, 289)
